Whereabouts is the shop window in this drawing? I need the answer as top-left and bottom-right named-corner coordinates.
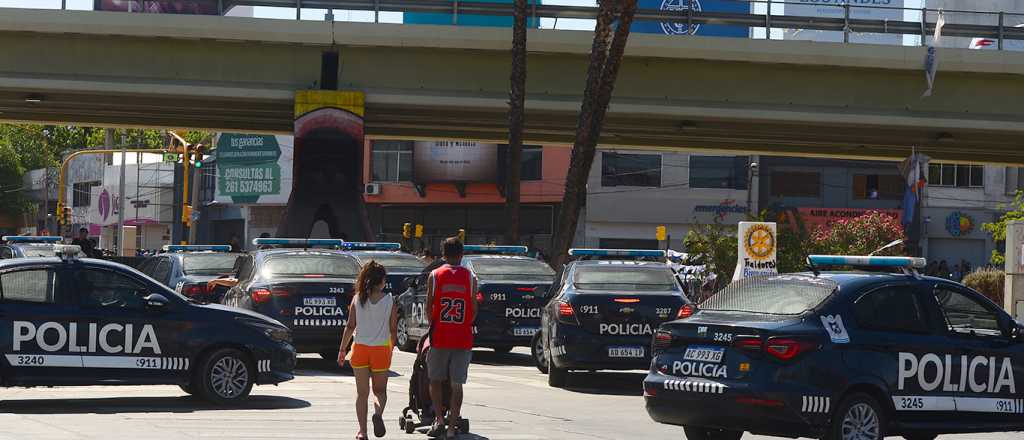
top-left (72, 181), bottom-right (100, 207)
top-left (498, 145), bottom-right (543, 181)
top-left (770, 171), bottom-right (821, 197)
top-left (853, 174), bottom-right (904, 200)
top-left (928, 163), bottom-right (984, 188)
top-left (371, 140), bottom-right (413, 182)
top-left (601, 152), bottom-right (661, 187)
top-left (689, 156), bottom-right (748, 190)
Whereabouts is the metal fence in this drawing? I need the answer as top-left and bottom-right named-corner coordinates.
top-left (29, 0), bottom-right (1024, 50)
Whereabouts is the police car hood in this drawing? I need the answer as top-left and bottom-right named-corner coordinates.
top-left (197, 302), bottom-right (288, 328)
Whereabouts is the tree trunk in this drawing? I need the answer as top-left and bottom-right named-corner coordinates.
top-left (505, 0), bottom-right (528, 245)
top-left (549, 0), bottom-right (638, 269)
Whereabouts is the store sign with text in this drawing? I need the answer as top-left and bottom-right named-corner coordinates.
top-left (214, 134), bottom-right (293, 205)
top-left (412, 141), bottom-right (499, 183)
top-left (797, 207), bottom-right (902, 231)
top-left (733, 222), bottom-right (778, 281)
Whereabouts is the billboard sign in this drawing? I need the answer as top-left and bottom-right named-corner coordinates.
top-left (215, 134), bottom-right (293, 205)
top-left (404, 0), bottom-right (541, 28)
top-left (781, 0), bottom-right (905, 45)
top-left (94, 1), bottom-right (220, 14)
top-left (413, 141), bottom-right (498, 183)
top-left (632, 0), bottom-right (750, 37)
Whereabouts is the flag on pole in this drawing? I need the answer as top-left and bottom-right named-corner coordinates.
top-left (923, 10), bottom-right (946, 98)
top-left (899, 152), bottom-right (929, 227)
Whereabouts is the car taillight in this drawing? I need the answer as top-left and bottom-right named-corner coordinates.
top-left (653, 330), bottom-right (674, 351)
top-left (556, 301), bottom-right (577, 324)
top-left (733, 336), bottom-right (763, 352)
top-left (516, 287), bottom-right (536, 292)
top-left (613, 298), bottom-right (640, 303)
top-left (764, 337), bottom-right (819, 361)
top-left (251, 288), bottom-right (272, 304)
top-left (476, 291), bottom-right (485, 303)
top-left (183, 283), bottom-right (207, 298)
top-left (677, 304), bottom-right (695, 319)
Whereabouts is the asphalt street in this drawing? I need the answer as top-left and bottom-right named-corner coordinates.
top-left (0, 348), bottom-right (1020, 440)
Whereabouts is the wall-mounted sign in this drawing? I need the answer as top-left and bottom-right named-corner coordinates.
top-left (797, 208), bottom-right (902, 231)
top-left (945, 211), bottom-right (975, 237)
top-left (633, 0), bottom-right (750, 37)
top-left (412, 141), bottom-right (498, 183)
top-left (694, 199), bottom-right (748, 222)
top-left (733, 221), bottom-right (778, 281)
top-left (215, 134), bottom-right (293, 205)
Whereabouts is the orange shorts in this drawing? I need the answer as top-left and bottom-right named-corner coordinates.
top-left (350, 343), bottom-right (393, 373)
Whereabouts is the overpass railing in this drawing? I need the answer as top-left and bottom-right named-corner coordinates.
top-left (31, 0), bottom-right (1024, 50)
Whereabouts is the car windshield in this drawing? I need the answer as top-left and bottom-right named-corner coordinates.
top-left (573, 266), bottom-right (678, 292)
top-left (358, 253), bottom-right (426, 272)
top-left (182, 254), bottom-right (240, 275)
top-left (21, 245), bottom-right (56, 257)
top-left (262, 254), bottom-right (360, 278)
top-left (469, 258), bottom-right (555, 281)
top-left (700, 274), bottom-right (838, 315)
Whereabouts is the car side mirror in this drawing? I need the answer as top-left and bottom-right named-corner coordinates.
top-left (405, 276), bottom-right (418, 289)
top-left (144, 293), bottom-right (170, 310)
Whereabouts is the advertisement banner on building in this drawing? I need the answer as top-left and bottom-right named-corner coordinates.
top-left (413, 141), bottom-right (499, 183)
top-left (87, 185), bottom-right (163, 226)
top-left (733, 221), bottom-right (778, 281)
top-left (781, 0), bottom-right (905, 45)
top-left (214, 134), bottom-right (293, 205)
top-left (796, 207), bottom-right (902, 231)
top-left (632, 0), bottom-right (750, 37)
top-left (94, 0), bottom-right (220, 14)
top-left (404, 0), bottom-right (541, 27)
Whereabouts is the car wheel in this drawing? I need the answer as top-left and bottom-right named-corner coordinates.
top-left (531, 332), bottom-right (548, 374)
top-left (546, 338), bottom-right (568, 388)
top-left (491, 345), bottom-right (514, 354)
top-left (198, 348), bottom-right (254, 405)
top-left (396, 314), bottom-right (417, 353)
top-left (682, 427), bottom-right (743, 440)
top-left (826, 393), bottom-right (886, 440)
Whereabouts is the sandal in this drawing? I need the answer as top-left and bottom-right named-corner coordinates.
top-left (355, 433), bottom-right (368, 440)
top-left (426, 422), bottom-right (446, 439)
top-left (371, 413), bottom-right (386, 438)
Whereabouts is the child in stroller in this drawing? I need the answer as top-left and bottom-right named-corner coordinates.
top-left (398, 334), bottom-right (470, 437)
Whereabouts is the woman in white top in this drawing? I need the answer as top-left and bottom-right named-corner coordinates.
top-left (339, 261), bottom-right (398, 440)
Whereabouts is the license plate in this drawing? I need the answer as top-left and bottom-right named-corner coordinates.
top-left (608, 346), bottom-right (644, 358)
top-left (513, 327), bottom-right (538, 337)
top-left (303, 297), bottom-right (336, 306)
top-left (684, 345), bottom-right (725, 363)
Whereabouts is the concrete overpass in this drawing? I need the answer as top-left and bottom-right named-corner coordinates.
top-left (1, 8), bottom-right (1023, 163)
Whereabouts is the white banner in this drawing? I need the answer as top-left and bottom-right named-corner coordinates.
top-left (733, 222), bottom-right (778, 281)
top-left (413, 141), bottom-right (498, 183)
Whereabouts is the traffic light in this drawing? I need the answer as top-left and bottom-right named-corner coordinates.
top-left (458, 228), bottom-right (466, 242)
top-left (656, 225), bottom-right (667, 241)
top-left (62, 206), bottom-right (72, 224)
top-left (415, 224), bottom-right (424, 238)
top-left (402, 223), bottom-right (412, 239)
top-left (182, 204), bottom-right (193, 227)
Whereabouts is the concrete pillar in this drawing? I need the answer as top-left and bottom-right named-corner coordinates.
top-left (1003, 220), bottom-right (1024, 319)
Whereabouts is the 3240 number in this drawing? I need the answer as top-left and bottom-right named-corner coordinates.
top-left (15, 355), bottom-right (44, 366)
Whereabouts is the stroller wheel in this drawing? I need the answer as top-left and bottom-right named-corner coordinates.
top-left (398, 415), bottom-right (406, 430)
top-left (404, 415), bottom-right (416, 434)
top-left (459, 418), bottom-right (470, 434)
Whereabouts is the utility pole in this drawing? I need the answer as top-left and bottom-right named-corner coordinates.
top-left (118, 134), bottom-right (127, 256)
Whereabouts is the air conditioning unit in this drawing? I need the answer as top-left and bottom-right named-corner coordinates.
top-left (365, 183), bottom-right (381, 195)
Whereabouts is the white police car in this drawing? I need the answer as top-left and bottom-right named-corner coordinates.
top-left (0, 245), bottom-right (295, 404)
top-left (645, 255), bottom-right (1024, 440)
top-left (0, 236), bottom-right (62, 259)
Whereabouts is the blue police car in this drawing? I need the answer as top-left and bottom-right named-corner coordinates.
top-left (220, 238), bottom-right (359, 360)
top-left (534, 249), bottom-right (690, 387)
top-left (644, 255), bottom-right (1024, 440)
top-left (138, 245), bottom-right (241, 303)
top-left (0, 236), bottom-right (62, 259)
top-left (344, 242), bottom-right (426, 296)
top-left (0, 245), bottom-right (295, 404)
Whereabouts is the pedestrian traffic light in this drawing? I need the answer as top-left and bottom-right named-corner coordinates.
top-left (402, 223), bottom-right (412, 239)
top-left (458, 229), bottom-right (466, 242)
top-left (414, 224), bottom-right (424, 238)
top-left (656, 225), bottom-right (667, 241)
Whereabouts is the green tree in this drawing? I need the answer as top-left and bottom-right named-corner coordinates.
top-left (981, 190), bottom-right (1024, 265)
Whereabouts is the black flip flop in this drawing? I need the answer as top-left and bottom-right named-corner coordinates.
top-left (426, 422), bottom-right (446, 439)
top-left (371, 413), bottom-right (386, 438)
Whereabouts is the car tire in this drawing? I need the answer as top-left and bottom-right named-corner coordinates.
top-left (198, 348), bottom-right (254, 405)
top-left (531, 332), bottom-right (548, 374)
top-left (396, 314), bottom-right (417, 353)
top-left (491, 345), bottom-right (513, 354)
top-left (825, 393), bottom-right (886, 440)
top-left (682, 427), bottom-right (743, 440)
top-left (546, 338), bottom-right (568, 388)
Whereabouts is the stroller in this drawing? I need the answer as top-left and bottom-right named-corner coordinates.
top-left (398, 334), bottom-right (470, 435)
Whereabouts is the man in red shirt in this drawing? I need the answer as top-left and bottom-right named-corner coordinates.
top-left (425, 237), bottom-right (477, 438)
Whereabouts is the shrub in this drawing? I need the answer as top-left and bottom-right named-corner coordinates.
top-left (962, 268), bottom-right (1004, 306)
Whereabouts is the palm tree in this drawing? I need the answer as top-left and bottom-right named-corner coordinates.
top-left (505, 0), bottom-right (529, 245)
top-left (549, 0), bottom-right (639, 269)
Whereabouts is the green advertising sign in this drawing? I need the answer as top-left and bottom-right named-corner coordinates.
top-left (215, 134), bottom-right (283, 204)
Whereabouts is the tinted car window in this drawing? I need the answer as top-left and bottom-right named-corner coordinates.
top-left (359, 253), bottom-right (426, 272)
top-left (470, 258), bottom-right (555, 281)
top-left (0, 269), bottom-right (56, 303)
top-left (183, 254), bottom-right (240, 275)
top-left (0, 247), bottom-right (12, 259)
top-left (854, 286), bottom-right (930, 333)
top-left (262, 255), bottom-right (360, 278)
top-left (76, 269), bottom-right (150, 311)
top-left (151, 258), bottom-right (172, 284)
top-left (573, 266), bottom-right (677, 292)
top-left (701, 274), bottom-right (837, 315)
top-left (934, 287), bottom-right (1002, 336)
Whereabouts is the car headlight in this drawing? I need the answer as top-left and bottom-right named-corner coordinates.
top-left (237, 317), bottom-right (292, 343)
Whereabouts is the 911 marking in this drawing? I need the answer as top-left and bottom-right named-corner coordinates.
top-left (578, 305), bottom-right (599, 315)
top-left (136, 358), bottom-right (160, 369)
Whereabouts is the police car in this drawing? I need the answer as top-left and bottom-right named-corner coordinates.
top-left (0, 236), bottom-right (62, 259)
top-left (644, 255), bottom-right (1024, 440)
top-left (220, 238), bottom-right (359, 360)
top-left (395, 245), bottom-right (555, 353)
top-left (138, 245), bottom-right (240, 303)
top-left (0, 245), bottom-right (295, 404)
top-left (534, 249), bottom-right (690, 387)
top-left (343, 242), bottom-right (426, 296)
